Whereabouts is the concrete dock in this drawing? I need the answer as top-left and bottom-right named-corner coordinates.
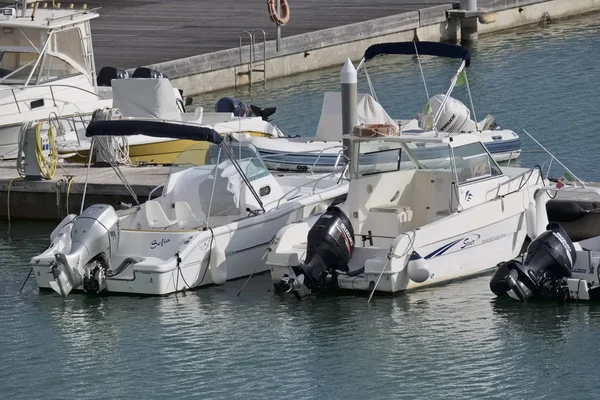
top-left (0, 161), bottom-right (168, 221)
top-left (75, 0), bottom-right (600, 94)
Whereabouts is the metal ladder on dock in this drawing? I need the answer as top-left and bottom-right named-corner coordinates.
top-left (238, 29), bottom-right (267, 90)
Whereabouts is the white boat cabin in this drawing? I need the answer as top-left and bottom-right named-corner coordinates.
top-left (342, 132), bottom-right (513, 245)
top-left (0, 2), bottom-right (98, 87)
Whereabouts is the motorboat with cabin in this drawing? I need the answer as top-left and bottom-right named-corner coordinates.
top-left (239, 41), bottom-right (521, 173)
top-left (266, 127), bottom-right (544, 300)
top-left (490, 182), bottom-right (600, 302)
top-left (30, 119), bottom-right (348, 296)
top-left (0, 1), bottom-right (115, 160)
top-left (1, 1), bottom-right (201, 165)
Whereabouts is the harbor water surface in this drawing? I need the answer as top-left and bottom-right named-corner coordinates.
top-left (2, 14), bottom-right (600, 399)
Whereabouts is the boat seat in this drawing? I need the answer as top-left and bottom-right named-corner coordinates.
top-left (174, 201), bottom-right (204, 229)
top-left (369, 204), bottom-right (413, 223)
top-left (145, 200), bottom-right (176, 228)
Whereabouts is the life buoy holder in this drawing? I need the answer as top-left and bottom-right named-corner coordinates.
top-left (352, 124), bottom-right (398, 138)
top-left (267, 0), bottom-right (290, 26)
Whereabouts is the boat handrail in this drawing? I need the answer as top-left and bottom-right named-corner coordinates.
top-left (492, 166), bottom-right (543, 199)
top-left (0, 84), bottom-right (107, 113)
top-left (41, 7), bottom-right (102, 25)
top-left (148, 183), bottom-right (165, 201)
top-left (275, 163), bottom-right (347, 209)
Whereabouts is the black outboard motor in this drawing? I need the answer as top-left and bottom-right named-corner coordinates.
top-left (490, 223), bottom-right (576, 302)
top-left (215, 97), bottom-right (276, 121)
top-left (96, 66), bottom-right (129, 86)
top-left (132, 67), bottom-right (167, 79)
top-left (278, 206), bottom-right (355, 299)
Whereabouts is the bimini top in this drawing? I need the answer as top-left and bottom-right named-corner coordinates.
top-left (86, 120), bottom-right (223, 145)
top-left (362, 41), bottom-right (471, 67)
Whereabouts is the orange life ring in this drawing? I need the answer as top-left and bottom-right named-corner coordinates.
top-left (353, 124), bottom-right (398, 137)
top-left (267, 0), bottom-right (290, 26)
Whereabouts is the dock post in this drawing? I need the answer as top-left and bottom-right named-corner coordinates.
top-left (341, 58), bottom-right (357, 160)
top-left (460, 0), bottom-right (478, 42)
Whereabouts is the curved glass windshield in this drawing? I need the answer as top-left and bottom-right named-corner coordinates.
top-left (355, 139), bottom-right (452, 176)
top-left (168, 142), bottom-right (270, 182)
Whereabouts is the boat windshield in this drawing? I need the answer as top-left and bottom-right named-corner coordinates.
top-left (355, 139), bottom-right (453, 176)
top-left (452, 141), bottom-right (503, 184)
top-left (0, 51), bottom-right (80, 85)
top-left (168, 141), bottom-right (270, 182)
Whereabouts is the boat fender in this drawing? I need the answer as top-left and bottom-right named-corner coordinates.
top-left (407, 251), bottom-right (430, 283)
top-left (525, 203), bottom-right (537, 239)
top-left (267, 0), bottom-right (290, 25)
top-left (546, 200), bottom-right (589, 222)
top-left (209, 243), bottom-right (227, 285)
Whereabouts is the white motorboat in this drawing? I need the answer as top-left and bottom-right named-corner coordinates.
top-left (0, 1), bottom-right (114, 159)
top-left (50, 78), bottom-right (284, 166)
top-left (490, 183), bottom-right (600, 302)
top-left (241, 41), bottom-right (521, 173)
top-left (266, 129), bottom-right (545, 299)
top-left (30, 119), bottom-right (348, 296)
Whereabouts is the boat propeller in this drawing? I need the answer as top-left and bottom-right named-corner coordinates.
top-left (278, 274), bottom-right (312, 299)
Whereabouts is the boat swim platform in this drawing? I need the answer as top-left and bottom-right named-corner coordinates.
top-left (76, 0), bottom-right (600, 94)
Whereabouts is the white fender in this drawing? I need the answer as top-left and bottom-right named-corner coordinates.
top-left (406, 251), bottom-right (430, 283)
top-left (525, 202), bottom-right (537, 239)
top-left (209, 243), bottom-right (227, 285)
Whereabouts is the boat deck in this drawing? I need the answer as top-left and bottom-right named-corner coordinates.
top-left (79, 0), bottom-right (450, 68)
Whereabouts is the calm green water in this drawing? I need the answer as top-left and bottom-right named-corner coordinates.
top-left (3, 14), bottom-right (600, 399)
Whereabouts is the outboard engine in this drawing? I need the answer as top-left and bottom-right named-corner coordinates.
top-left (490, 223), bottom-right (576, 302)
top-left (214, 97), bottom-right (276, 121)
top-left (428, 94), bottom-right (477, 133)
top-left (96, 66), bottom-right (129, 87)
top-left (277, 206), bottom-right (355, 299)
top-left (50, 204), bottom-right (120, 297)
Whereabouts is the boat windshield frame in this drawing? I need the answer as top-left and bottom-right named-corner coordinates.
top-left (167, 141), bottom-right (270, 183)
top-left (0, 25), bottom-right (91, 87)
top-left (343, 134), bottom-right (454, 179)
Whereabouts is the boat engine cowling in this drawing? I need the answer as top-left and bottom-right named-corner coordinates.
top-left (490, 223), bottom-right (576, 302)
top-left (50, 204), bottom-right (120, 297)
top-left (278, 206), bottom-right (355, 298)
top-left (429, 94), bottom-right (477, 133)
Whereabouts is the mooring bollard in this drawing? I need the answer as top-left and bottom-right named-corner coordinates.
top-left (341, 58), bottom-right (357, 161)
top-left (460, 0), bottom-right (478, 42)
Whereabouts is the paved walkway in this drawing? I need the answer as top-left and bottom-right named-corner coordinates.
top-left (82, 0), bottom-right (450, 69)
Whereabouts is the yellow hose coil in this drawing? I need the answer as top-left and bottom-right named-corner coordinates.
top-left (34, 120), bottom-right (57, 180)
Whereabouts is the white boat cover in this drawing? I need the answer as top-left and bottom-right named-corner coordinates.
top-left (314, 92), bottom-right (399, 142)
top-left (111, 78), bottom-right (182, 121)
